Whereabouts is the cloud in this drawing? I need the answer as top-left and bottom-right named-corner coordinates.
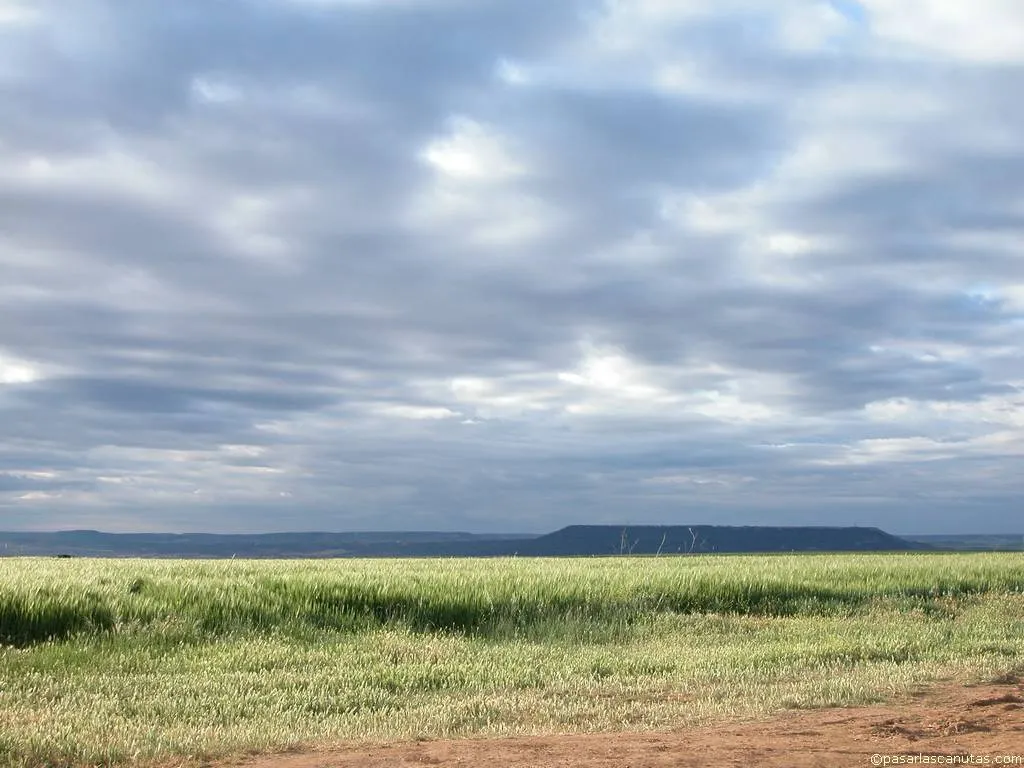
top-left (1, 0), bottom-right (1022, 533)
top-left (859, 0), bottom-right (1024, 63)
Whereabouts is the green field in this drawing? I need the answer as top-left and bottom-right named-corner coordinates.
top-left (1, 553), bottom-right (1022, 767)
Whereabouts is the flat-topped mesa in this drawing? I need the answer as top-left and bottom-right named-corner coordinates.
top-left (516, 525), bottom-right (926, 556)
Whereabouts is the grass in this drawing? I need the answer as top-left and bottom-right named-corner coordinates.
top-left (0, 553), bottom-right (1022, 767)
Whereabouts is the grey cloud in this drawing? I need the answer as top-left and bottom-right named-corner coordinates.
top-left (16, 377), bottom-right (335, 414)
top-left (0, 474), bottom-right (93, 493)
top-left (1, 0), bottom-right (1023, 533)
top-left (511, 89), bottom-right (788, 191)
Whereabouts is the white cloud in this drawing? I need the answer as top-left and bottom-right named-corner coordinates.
top-left (219, 444), bottom-right (268, 458)
top-left (558, 344), bottom-right (659, 398)
top-left (212, 191), bottom-right (302, 266)
top-left (0, 352), bottom-right (40, 384)
top-left (494, 58), bottom-right (531, 86)
top-left (860, 0), bottom-right (1024, 63)
top-left (17, 491), bottom-right (64, 501)
top-left (447, 374), bottom-right (561, 418)
top-left (815, 430), bottom-right (1024, 467)
top-left (420, 117), bottom-right (525, 182)
top-left (189, 76), bottom-right (244, 105)
top-left (776, 1), bottom-right (853, 52)
top-left (555, 343), bottom-right (788, 424)
top-left (0, 1), bottom-right (36, 26)
top-left (409, 116), bottom-right (569, 249)
top-left (372, 404), bottom-right (460, 420)
top-left (5, 144), bottom-right (184, 202)
top-left (642, 472), bottom-right (756, 488)
top-left (865, 393), bottom-right (1024, 430)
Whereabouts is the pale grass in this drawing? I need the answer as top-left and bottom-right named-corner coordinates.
top-left (0, 554), bottom-right (1021, 767)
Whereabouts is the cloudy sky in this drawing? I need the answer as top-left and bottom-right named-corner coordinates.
top-left (1, 0), bottom-right (1023, 534)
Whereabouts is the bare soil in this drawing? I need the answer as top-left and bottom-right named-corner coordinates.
top-left (219, 678), bottom-right (1024, 767)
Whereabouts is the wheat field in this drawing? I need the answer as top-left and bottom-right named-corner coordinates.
top-left (1, 553), bottom-right (1022, 767)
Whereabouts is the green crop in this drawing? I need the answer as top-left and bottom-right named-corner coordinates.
top-left (1, 553), bottom-right (1021, 645)
top-left (0, 553), bottom-right (1021, 767)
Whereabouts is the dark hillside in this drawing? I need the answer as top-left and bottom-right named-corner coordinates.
top-left (0, 525), bottom-right (926, 558)
top-left (0, 530), bottom-right (535, 558)
top-left (511, 525), bottom-right (926, 556)
top-left (904, 534), bottom-right (1024, 551)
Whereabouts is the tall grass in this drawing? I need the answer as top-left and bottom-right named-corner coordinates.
top-left (0, 554), bottom-right (1021, 767)
top-left (1, 553), bottom-right (1021, 645)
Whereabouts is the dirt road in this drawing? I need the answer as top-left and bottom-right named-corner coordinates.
top-left (220, 678), bottom-right (1023, 767)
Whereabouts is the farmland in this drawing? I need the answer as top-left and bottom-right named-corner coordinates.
top-left (0, 553), bottom-right (1022, 767)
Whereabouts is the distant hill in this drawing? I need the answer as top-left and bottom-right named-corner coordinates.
top-left (504, 525), bottom-right (925, 556)
top-left (0, 525), bottom-right (927, 558)
top-left (0, 530), bottom-right (532, 558)
top-left (904, 534), bottom-right (1024, 552)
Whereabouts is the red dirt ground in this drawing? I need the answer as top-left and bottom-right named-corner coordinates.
top-left (220, 678), bottom-right (1024, 768)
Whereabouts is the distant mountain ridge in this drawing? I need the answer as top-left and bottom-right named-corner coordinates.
top-left (903, 533), bottom-right (1024, 551)
top-left (507, 525), bottom-right (924, 556)
top-left (0, 525), bottom-right (929, 558)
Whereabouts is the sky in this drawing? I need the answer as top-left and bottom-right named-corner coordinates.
top-left (1, 0), bottom-right (1023, 535)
